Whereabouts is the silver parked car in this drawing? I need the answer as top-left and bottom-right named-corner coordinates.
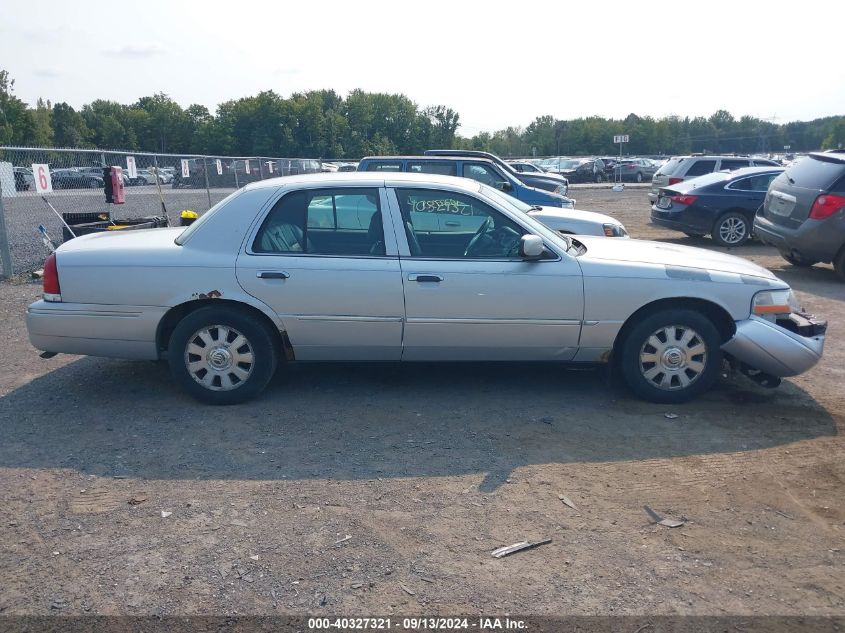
top-left (26, 172), bottom-right (825, 405)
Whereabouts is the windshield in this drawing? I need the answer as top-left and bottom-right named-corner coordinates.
top-left (655, 157), bottom-right (683, 176)
top-left (477, 183), bottom-right (578, 255)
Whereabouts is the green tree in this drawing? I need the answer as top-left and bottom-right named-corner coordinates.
top-left (52, 102), bottom-right (90, 147)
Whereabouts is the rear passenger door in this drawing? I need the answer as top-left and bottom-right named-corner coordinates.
top-left (236, 186), bottom-right (405, 360)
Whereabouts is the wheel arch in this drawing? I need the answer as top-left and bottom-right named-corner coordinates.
top-left (155, 298), bottom-right (291, 360)
top-left (611, 297), bottom-right (737, 361)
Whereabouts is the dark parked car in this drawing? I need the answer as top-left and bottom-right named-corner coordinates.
top-left (651, 166), bottom-right (784, 246)
top-left (754, 151), bottom-right (845, 279)
top-left (424, 150), bottom-right (569, 195)
top-left (613, 158), bottom-right (658, 183)
top-left (544, 158), bottom-right (606, 183)
top-left (13, 166), bottom-right (34, 191)
top-left (51, 169), bottom-right (104, 189)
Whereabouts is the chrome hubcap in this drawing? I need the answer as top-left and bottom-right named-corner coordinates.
top-left (639, 325), bottom-right (707, 391)
top-left (185, 325), bottom-right (254, 391)
top-left (719, 217), bottom-right (747, 244)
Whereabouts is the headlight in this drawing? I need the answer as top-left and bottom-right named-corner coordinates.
top-left (555, 184), bottom-right (569, 196)
top-left (752, 289), bottom-right (799, 320)
top-left (602, 223), bottom-right (628, 237)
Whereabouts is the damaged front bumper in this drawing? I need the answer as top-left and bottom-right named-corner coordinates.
top-left (721, 313), bottom-right (826, 378)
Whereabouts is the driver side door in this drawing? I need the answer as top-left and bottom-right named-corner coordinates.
top-left (386, 186), bottom-right (584, 361)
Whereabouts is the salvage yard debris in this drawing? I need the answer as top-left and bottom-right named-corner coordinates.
top-left (558, 494), bottom-right (579, 510)
top-left (491, 538), bottom-right (552, 558)
top-left (644, 506), bottom-right (685, 528)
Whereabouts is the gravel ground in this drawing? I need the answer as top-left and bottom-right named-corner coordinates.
top-left (0, 186), bottom-right (843, 621)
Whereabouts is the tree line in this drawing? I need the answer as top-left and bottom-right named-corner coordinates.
top-left (1, 68), bottom-right (843, 158)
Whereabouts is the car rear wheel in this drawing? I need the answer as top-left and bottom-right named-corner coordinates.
top-left (712, 212), bottom-right (750, 247)
top-left (635, 172), bottom-right (644, 183)
top-left (619, 309), bottom-right (721, 403)
top-left (595, 172), bottom-right (603, 183)
top-left (168, 306), bottom-right (278, 405)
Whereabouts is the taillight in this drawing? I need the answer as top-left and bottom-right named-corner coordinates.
top-left (43, 253), bottom-right (62, 302)
top-left (670, 194), bottom-right (698, 205)
top-left (809, 193), bottom-right (845, 220)
top-left (668, 177), bottom-right (684, 185)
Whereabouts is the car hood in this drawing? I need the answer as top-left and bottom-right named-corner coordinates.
top-left (576, 236), bottom-right (780, 280)
top-left (529, 206), bottom-right (621, 227)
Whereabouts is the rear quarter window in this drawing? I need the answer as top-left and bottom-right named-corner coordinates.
top-left (785, 155), bottom-right (845, 191)
top-left (365, 162), bottom-right (403, 172)
top-left (655, 158), bottom-right (683, 176)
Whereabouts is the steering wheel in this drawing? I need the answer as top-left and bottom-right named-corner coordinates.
top-left (463, 216), bottom-right (494, 257)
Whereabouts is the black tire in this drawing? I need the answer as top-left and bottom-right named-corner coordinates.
top-left (834, 246), bottom-right (845, 282)
top-left (712, 211), bottom-right (750, 247)
top-left (635, 172), bottom-right (644, 183)
top-left (595, 172), bottom-right (603, 183)
top-left (619, 308), bottom-right (722, 403)
top-left (168, 306), bottom-right (278, 405)
top-left (782, 253), bottom-right (818, 268)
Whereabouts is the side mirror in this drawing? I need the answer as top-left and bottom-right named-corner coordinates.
top-left (519, 234), bottom-right (544, 260)
top-left (497, 181), bottom-right (513, 192)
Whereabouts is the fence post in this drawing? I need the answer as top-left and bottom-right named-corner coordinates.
top-left (0, 194), bottom-right (13, 279)
top-left (201, 157), bottom-right (212, 208)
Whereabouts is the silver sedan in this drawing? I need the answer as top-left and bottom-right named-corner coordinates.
top-left (26, 172), bottom-right (825, 404)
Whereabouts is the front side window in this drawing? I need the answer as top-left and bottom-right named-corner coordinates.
top-left (685, 160), bottom-right (717, 177)
top-left (253, 188), bottom-right (385, 256)
top-left (395, 188), bottom-right (526, 259)
top-left (462, 163), bottom-right (505, 187)
top-left (408, 161), bottom-right (457, 176)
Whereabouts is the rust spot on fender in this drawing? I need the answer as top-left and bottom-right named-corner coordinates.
top-left (191, 290), bottom-right (223, 300)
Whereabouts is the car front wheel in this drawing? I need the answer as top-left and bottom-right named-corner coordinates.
top-left (620, 309), bottom-right (722, 403)
top-left (168, 306), bottom-right (278, 404)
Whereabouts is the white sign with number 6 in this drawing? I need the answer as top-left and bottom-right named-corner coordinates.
top-left (181, 159), bottom-right (190, 178)
top-left (216, 159), bottom-right (223, 176)
top-left (32, 163), bottom-right (53, 193)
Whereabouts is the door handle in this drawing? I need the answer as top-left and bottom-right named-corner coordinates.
top-left (408, 274), bottom-right (443, 282)
top-left (257, 271), bottom-right (290, 279)
top-left (444, 221), bottom-right (460, 227)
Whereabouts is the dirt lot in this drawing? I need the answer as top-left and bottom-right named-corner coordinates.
top-left (0, 186), bottom-right (843, 619)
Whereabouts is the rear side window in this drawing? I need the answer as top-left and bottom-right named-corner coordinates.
top-left (408, 161), bottom-right (457, 176)
top-left (784, 155), bottom-right (845, 191)
top-left (685, 160), bottom-right (717, 177)
top-left (253, 188), bottom-right (384, 256)
top-left (720, 159), bottom-right (751, 171)
top-left (727, 173), bottom-right (778, 192)
top-left (365, 162), bottom-right (402, 172)
top-left (655, 158), bottom-right (683, 176)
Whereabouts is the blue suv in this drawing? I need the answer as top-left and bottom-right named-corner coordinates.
top-left (357, 156), bottom-right (576, 208)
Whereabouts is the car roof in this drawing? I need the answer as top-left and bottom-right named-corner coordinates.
top-left (360, 155), bottom-right (496, 164)
top-left (242, 171), bottom-right (485, 192)
top-left (725, 166), bottom-right (785, 177)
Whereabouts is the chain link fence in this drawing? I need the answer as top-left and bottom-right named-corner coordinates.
top-left (0, 147), bottom-right (323, 278)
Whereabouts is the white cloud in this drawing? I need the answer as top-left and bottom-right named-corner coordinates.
top-left (106, 42), bottom-right (168, 58)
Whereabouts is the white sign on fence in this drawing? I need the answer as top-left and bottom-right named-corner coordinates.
top-left (0, 162), bottom-right (16, 198)
top-left (181, 159), bottom-right (190, 178)
top-left (216, 159), bottom-right (223, 175)
top-left (244, 159), bottom-right (250, 176)
top-left (125, 156), bottom-right (137, 179)
top-left (613, 135), bottom-right (630, 144)
top-left (32, 163), bottom-right (53, 193)
top-left (268, 161), bottom-right (274, 174)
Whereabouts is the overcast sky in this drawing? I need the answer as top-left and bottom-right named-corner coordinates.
top-left (1, 0), bottom-right (842, 134)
